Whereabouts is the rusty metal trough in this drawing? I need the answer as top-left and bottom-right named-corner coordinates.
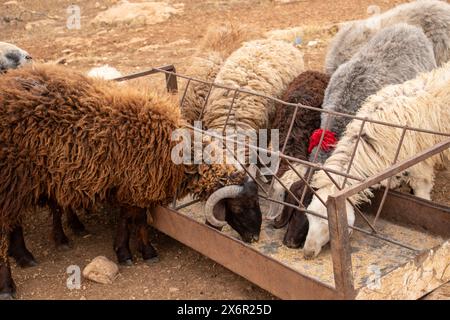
top-left (116, 66), bottom-right (450, 300)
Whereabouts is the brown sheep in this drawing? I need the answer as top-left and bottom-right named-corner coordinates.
top-left (1, 42), bottom-right (89, 263)
top-left (271, 71), bottom-right (330, 177)
top-left (0, 64), bottom-right (260, 299)
top-left (267, 71), bottom-right (329, 248)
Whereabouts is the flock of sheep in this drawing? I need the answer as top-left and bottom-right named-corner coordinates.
top-left (0, 0), bottom-right (449, 299)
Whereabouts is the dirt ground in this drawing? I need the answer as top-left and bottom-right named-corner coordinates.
top-left (2, 0), bottom-right (448, 300)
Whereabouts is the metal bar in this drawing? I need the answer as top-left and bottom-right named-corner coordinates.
top-left (285, 160), bottom-right (327, 207)
top-left (164, 66), bottom-right (178, 92)
top-left (171, 190), bottom-right (178, 209)
top-left (179, 78), bottom-right (191, 108)
top-left (222, 90), bottom-right (239, 136)
top-left (151, 206), bottom-right (339, 300)
top-left (333, 138), bottom-right (450, 200)
top-left (341, 118), bottom-right (366, 189)
top-left (360, 188), bottom-right (450, 238)
top-left (175, 198), bottom-right (201, 211)
top-left (187, 125), bottom-right (365, 182)
top-left (198, 83), bottom-right (214, 120)
top-left (151, 68), bottom-right (450, 137)
top-left (351, 224), bottom-right (419, 251)
top-left (373, 127), bottom-right (408, 226)
top-left (258, 195), bottom-right (418, 251)
top-left (113, 65), bottom-right (175, 82)
top-left (327, 196), bottom-right (356, 299)
top-left (300, 115), bottom-right (333, 205)
top-left (281, 104), bottom-right (299, 154)
top-left (262, 159), bottom-right (308, 208)
top-left (323, 170), bottom-right (378, 234)
top-left (269, 104), bottom-right (299, 192)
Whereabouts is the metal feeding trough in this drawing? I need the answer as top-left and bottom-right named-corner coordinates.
top-left (116, 66), bottom-right (450, 300)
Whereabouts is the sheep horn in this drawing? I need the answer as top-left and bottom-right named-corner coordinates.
top-left (204, 185), bottom-right (244, 228)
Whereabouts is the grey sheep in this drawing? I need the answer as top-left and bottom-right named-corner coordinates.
top-left (310, 23), bottom-right (437, 164)
top-left (325, 0), bottom-right (450, 74)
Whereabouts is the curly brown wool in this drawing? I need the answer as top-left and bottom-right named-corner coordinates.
top-left (0, 64), bottom-right (190, 264)
top-left (0, 64), bottom-right (258, 298)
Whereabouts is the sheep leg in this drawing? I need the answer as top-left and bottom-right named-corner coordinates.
top-left (8, 225), bottom-right (37, 268)
top-left (0, 231), bottom-right (15, 300)
top-left (114, 207), bottom-right (133, 266)
top-left (48, 200), bottom-right (70, 250)
top-left (66, 208), bottom-right (89, 236)
top-left (133, 208), bottom-right (158, 264)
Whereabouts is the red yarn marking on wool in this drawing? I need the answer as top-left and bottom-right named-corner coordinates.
top-left (308, 129), bottom-right (338, 154)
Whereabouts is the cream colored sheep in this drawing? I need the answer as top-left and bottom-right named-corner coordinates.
top-left (181, 23), bottom-right (255, 124)
top-left (197, 39), bottom-right (305, 227)
top-left (203, 39), bottom-right (305, 131)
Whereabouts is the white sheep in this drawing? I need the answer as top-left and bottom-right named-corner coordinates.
top-left (204, 39), bottom-right (304, 131)
top-left (0, 42), bottom-right (32, 72)
top-left (303, 62), bottom-right (450, 259)
top-left (325, 0), bottom-right (450, 74)
top-left (200, 39), bottom-right (305, 227)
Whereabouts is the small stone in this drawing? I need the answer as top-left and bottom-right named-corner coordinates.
top-left (169, 287), bottom-right (179, 293)
top-left (83, 256), bottom-right (119, 284)
top-left (307, 40), bottom-right (319, 47)
top-left (80, 296), bottom-right (86, 300)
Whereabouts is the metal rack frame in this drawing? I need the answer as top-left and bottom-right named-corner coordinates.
top-left (116, 65), bottom-right (450, 299)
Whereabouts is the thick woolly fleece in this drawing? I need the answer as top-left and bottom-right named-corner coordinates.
top-left (203, 39), bottom-right (305, 132)
top-left (303, 62), bottom-right (450, 258)
top-left (325, 0), bottom-right (450, 74)
top-left (180, 24), bottom-right (255, 125)
top-left (0, 64), bottom-right (245, 261)
top-left (266, 71), bottom-right (329, 219)
top-left (311, 23), bottom-right (437, 164)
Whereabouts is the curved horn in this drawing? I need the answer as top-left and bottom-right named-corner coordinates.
top-left (204, 185), bottom-right (244, 227)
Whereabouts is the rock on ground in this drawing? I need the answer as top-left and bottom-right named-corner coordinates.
top-left (91, 0), bottom-right (184, 27)
top-left (83, 256), bottom-right (119, 284)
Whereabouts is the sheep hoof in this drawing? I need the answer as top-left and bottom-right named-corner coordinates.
top-left (0, 293), bottom-right (15, 300)
top-left (120, 259), bottom-right (133, 267)
top-left (144, 257), bottom-right (159, 265)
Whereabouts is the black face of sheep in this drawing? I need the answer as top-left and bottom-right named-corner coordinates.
top-left (205, 180), bottom-right (262, 243)
top-left (273, 180), bottom-right (313, 249)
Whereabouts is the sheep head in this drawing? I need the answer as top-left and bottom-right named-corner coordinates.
top-left (0, 42), bottom-right (32, 73)
top-left (270, 167), bottom-right (315, 249)
top-left (192, 164), bottom-right (262, 243)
